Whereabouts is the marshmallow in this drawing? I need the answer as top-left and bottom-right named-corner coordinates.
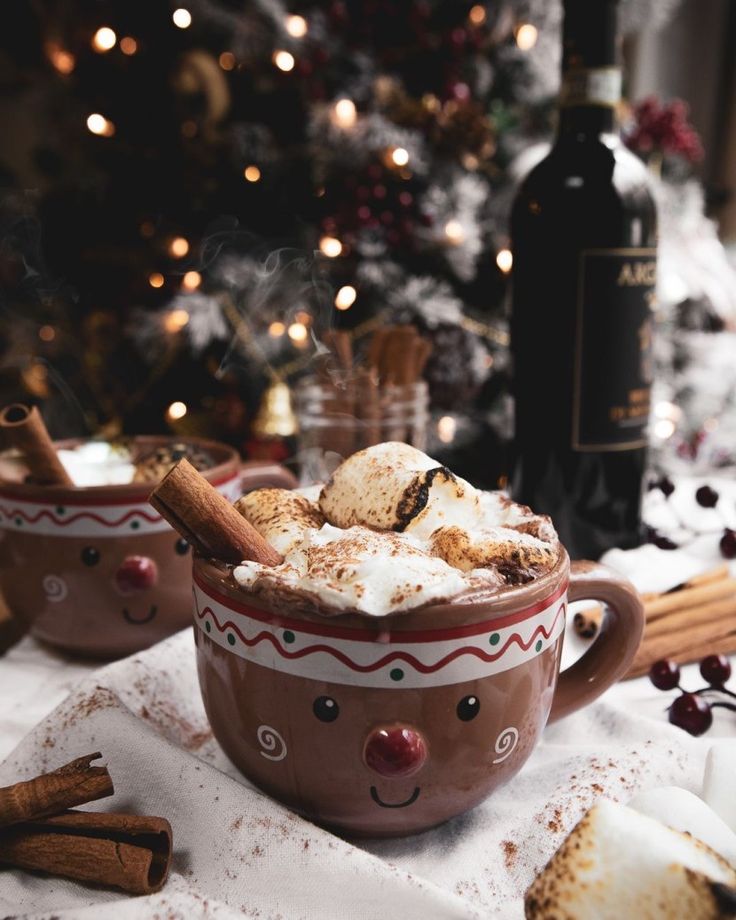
top-left (234, 489), bottom-right (324, 557)
top-left (629, 786), bottom-right (736, 868)
top-left (430, 526), bottom-right (558, 583)
top-left (525, 799), bottom-right (736, 920)
top-left (319, 442), bottom-right (482, 536)
top-left (234, 524), bottom-right (476, 616)
top-left (58, 442), bottom-right (136, 486)
top-left (703, 741), bottom-right (736, 835)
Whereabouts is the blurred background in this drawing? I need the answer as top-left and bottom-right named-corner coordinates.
top-left (1, 0), bottom-right (735, 487)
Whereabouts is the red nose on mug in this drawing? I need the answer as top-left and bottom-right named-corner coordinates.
top-left (363, 726), bottom-right (428, 777)
top-left (115, 556), bottom-right (158, 595)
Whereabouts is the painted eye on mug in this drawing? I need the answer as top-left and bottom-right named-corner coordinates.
top-left (313, 696), bottom-right (340, 722)
top-left (456, 695), bottom-right (480, 721)
top-left (174, 538), bottom-right (190, 556)
top-left (81, 546), bottom-right (100, 567)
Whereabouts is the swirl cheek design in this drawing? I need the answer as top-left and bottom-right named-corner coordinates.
top-left (491, 726), bottom-right (519, 764)
top-left (43, 574), bottom-right (68, 603)
top-left (257, 725), bottom-right (287, 762)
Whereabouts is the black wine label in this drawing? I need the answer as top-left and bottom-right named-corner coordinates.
top-left (572, 249), bottom-right (656, 451)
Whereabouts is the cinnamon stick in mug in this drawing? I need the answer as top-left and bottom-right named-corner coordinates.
top-left (0, 811), bottom-right (172, 894)
top-left (149, 458), bottom-right (283, 566)
top-left (0, 753), bottom-right (113, 828)
top-left (0, 404), bottom-right (73, 486)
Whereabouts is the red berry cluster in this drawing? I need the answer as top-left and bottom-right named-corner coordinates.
top-left (646, 478), bottom-right (736, 559)
top-left (649, 655), bottom-right (735, 736)
top-left (625, 95), bottom-right (704, 164)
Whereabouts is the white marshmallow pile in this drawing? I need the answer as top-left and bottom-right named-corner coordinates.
top-left (57, 442), bottom-right (136, 487)
top-left (233, 442), bottom-right (559, 616)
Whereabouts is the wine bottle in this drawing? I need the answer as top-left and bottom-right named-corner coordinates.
top-left (509, 0), bottom-right (657, 560)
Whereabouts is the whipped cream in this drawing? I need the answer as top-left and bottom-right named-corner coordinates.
top-left (57, 442), bottom-right (136, 487)
top-left (232, 443), bottom-right (560, 617)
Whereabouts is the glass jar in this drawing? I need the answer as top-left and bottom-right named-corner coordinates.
top-left (293, 377), bottom-right (429, 484)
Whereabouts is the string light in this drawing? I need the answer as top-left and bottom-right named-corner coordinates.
top-left (148, 273), bottom-right (165, 289)
top-left (285, 14), bottom-right (308, 37)
top-left (319, 236), bottom-right (343, 258)
top-left (272, 50), bottom-right (295, 72)
top-left (653, 418), bottom-right (676, 440)
top-left (167, 401), bottom-right (188, 421)
top-left (332, 98), bottom-right (357, 129)
top-left (86, 113), bottom-right (115, 137)
top-left (169, 237), bottom-right (189, 258)
top-left (295, 310), bottom-right (312, 325)
top-left (182, 270), bottom-right (201, 290)
top-left (390, 147), bottom-right (410, 167)
top-left (515, 23), bottom-right (538, 50)
top-left (288, 322), bottom-right (308, 344)
top-left (334, 285), bottom-right (357, 310)
top-left (268, 321), bottom-right (286, 337)
top-left (47, 44), bottom-right (75, 74)
top-left (243, 165), bottom-right (261, 182)
top-left (164, 309), bottom-right (190, 332)
top-left (496, 248), bottom-right (513, 273)
top-left (172, 8), bottom-right (192, 28)
top-left (468, 5), bottom-right (487, 25)
top-left (120, 36), bottom-right (138, 55)
top-left (219, 51), bottom-right (235, 70)
top-left (92, 27), bottom-right (117, 52)
top-left (444, 220), bottom-right (464, 244)
top-left (38, 325), bottom-right (56, 342)
top-left (437, 415), bottom-right (457, 444)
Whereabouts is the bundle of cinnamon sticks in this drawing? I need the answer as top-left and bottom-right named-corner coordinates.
top-left (0, 752), bottom-right (172, 894)
top-left (573, 565), bottom-right (736, 679)
top-left (306, 324), bottom-right (432, 457)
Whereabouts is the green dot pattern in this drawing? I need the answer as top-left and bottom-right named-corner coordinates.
top-left (56, 506), bottom-right (66, 515)
top-left (205, 620), bottom-right (211, 633)
top-left (283, 630), bottom-right (295, 644)
top-left (130, 520), bottom-right (140, 530)
top-left (489, 633), bottom-right (500, 646)
top-left (227, 633), bottom-right (236, 646)
top-left (390, 668), bottom-right (404, 682)
top-left (535, 639), bottom-right (543, 653)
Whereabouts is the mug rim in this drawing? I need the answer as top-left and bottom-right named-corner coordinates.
top-left (0, 434), bottom-right (240, 503)
top-left (192, 547), bottom-right (571, 629)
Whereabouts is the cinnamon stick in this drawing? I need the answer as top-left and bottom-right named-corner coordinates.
top-left (0, 404), bottom-right (73, 486)
top-left (149, 458), bottom-right (283, 566)
top-left (684, 564), bottom-right (730, 588)
top-left (0, 810), bottom-right (172, 894)
top-left (644, 596), bottom-right (735, 639)
top-left (0, 753), bottom-right (113, 828)
top-left (626, 615), bottom-right (736, 680)
top-left (573, 606), bottom-right (602, 639)
top-left (644, 577), bottom-right (736, 620)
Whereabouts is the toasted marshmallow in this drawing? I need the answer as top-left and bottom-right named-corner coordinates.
top-left (235, 488), bottom-right (324, 556)
top-left (319, 442), bottom-right (482, 536)
top-left (525, 799), bottom-right (736, 920)
top-left (430, 525), bottom-right (558, 583)
top-left (479, 491), bottom-right (558, 544)
top-left (234, 524), bottom-right (477, 616)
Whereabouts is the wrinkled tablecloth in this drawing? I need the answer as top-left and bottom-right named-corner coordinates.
top-left (1, 474), bottom-right (734, 920)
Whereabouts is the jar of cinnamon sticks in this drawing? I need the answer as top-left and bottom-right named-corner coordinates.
top-left (294, 325), bottom-right (431, 482)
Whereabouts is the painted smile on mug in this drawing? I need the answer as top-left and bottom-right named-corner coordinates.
top-left (370, 786), bottom-right (421, 809)
top-left (122, 605), bottom-right (158, 625)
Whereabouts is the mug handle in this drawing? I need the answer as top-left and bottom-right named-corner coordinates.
top-left (239, 461), bottom-right (298, 493)
top-left (548, 559), bottom-right (644, 722)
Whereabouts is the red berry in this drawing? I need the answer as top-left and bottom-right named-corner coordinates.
top-left (695, 485), bottom-right (719, 508)
top-left (668, 693), bottom-right (712, 736)
top-left (700, 654), bottom-right (732, 686)
top-left (649, 659), bottom-right (680, 690)
top-left (115, 556), bottom-right (158, 594)
top-left (720, 529), bottom-right (736, 559)
top-left (363, 726), bottom-right (427, 777)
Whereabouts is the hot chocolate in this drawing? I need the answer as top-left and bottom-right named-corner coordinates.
top-left (232, 442), bottom-right (561, 616)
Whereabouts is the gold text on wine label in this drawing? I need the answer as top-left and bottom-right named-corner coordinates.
top-left (616, 261), bottom-right (656, 286)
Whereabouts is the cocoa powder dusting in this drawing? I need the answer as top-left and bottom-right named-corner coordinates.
top-left (502, 840), bottom-right (518, 869)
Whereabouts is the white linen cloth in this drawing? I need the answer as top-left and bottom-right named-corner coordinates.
top-left (1, 474), bottom-right (735, 920)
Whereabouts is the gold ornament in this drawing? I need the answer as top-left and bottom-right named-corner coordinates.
top-left (252, 381), bottom-right (297, 438)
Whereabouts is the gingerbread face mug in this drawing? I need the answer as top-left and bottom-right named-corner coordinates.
top-left (0, 405), bottom-right (294, 658)
top-left (152, 442), bottom-right (644, 837)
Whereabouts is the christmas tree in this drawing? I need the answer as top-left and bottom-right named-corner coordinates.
top-left (1, 0), bottom-right (702, 485)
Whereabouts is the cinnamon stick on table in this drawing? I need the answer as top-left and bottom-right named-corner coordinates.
top-left (0, 753), bottom-right (113, 828)
top-left (0, 404), bottom-right (73, 486)
top-left (149, 458), bottom-right (283, 566)
top-left (0, 810), bottom-right (172, 895)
